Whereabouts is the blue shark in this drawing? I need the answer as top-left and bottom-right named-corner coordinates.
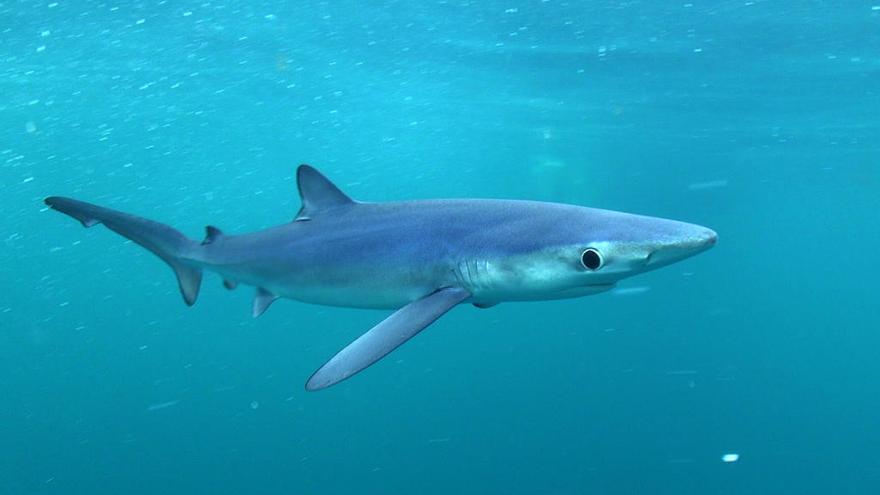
top-left (45, 165), bottom-right (717, 390)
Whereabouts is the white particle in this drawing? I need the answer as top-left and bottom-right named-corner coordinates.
top-left (693, 47), bottom-right (703, 53)
top-left (147, 400), bottom-right (179, 411)
top-left (48, 2), bottom-right (58, 7)
top-left (41, 30), bottom-right (51, 37)
top-left (611, 286), bottom-right (651, 296)
top-left (688, 179), bottom-right (728, 191)
top-left (22, 177), bottom-right (34, 183)
top-left (136, 18), bottom-right (145, 25)
top-left (183, 11), bottom-right (192, 16)
top-left (250, 401), bottom-right (259, 409)
top-left (665, 370), bottom-right (698, 376)
top-left (264, 14), bottom-right (276, 20)
top-left (873, 6), bottom-right (880, 11)
top-left (722, 453), bottom-right (740, 463)
top-left (36, 45), bottom-right (46, 52)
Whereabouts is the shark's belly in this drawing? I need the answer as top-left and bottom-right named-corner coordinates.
top-left (276, 283), bottom-right (430, 309)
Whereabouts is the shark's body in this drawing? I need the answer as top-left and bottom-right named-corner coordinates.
top-left (46, 165), bottom-right (716, 390)
top-left (199, 200), bottom-right (661, 308)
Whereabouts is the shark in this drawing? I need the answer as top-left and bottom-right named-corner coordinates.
top-left (45, 165), bottom-right (717, 390)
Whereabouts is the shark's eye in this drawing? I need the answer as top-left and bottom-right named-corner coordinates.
top-left (580, 248), bottom-right (603, 270)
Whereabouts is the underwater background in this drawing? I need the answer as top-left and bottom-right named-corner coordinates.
top-left (2, 1), bottom-right (879, 493)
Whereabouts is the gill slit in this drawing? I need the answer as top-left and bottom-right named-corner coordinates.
top-left (453, 259), bottom-right (491, 293)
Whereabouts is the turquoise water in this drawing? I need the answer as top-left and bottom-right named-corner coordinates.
top-left (3, 1), bottom-right (879, 493)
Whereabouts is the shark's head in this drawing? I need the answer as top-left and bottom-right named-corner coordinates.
top-left (568, 208), bottom-right (717, 285)
top-left (471, 204), bottom-right (717, 303)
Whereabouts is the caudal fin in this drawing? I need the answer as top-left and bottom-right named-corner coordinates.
top-left (44, 196), bottom-right (203, 305)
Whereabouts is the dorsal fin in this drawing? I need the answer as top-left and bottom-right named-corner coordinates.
top-left (202, 225), bottom-right (224, 245)
top-left (295, 164), bottom-right (354, 221)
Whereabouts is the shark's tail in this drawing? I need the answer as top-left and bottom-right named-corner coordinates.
top-left (44, 196), bottom-right (203, 305)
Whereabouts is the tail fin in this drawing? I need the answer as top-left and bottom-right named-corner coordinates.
top-left (45, 196), bottom-right (203, 305)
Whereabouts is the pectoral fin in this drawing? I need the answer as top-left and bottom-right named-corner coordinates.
top-left (305, 287), bottom-right (471, 391)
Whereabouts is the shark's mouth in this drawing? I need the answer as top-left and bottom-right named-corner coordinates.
top-left (586, 283), bottom-right (616, 293)
top-left (550, 283), bottom-right (616, 299)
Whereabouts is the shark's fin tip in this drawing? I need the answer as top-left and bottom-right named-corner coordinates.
top-left (473, 302), bottom-right (498, 309)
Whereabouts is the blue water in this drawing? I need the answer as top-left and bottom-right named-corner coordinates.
top-left (3, 1), bottom-right (879, 493)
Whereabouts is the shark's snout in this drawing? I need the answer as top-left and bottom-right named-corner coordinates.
top-left (644, 226), bottom-right (717, 269)
top-left (687, 227), bottom-right (718, 250)
top-left (703, 229), bottom-right (718, 246)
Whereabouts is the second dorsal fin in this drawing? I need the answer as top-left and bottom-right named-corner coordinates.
top-left (294, 164), bottom-right (354, 221)
top-left (202, 225), bottom-right (224, 245)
